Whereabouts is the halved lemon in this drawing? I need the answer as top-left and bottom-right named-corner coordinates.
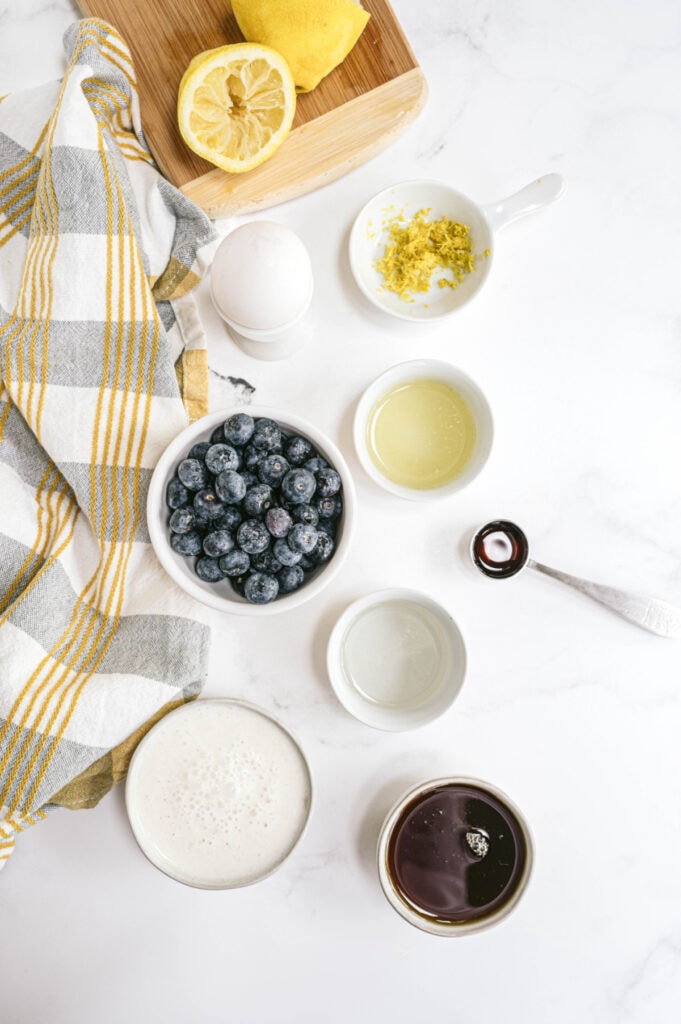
top-left (231, 0), bottom-right (370, 93)
top-left (177, 43), bottom-right (296, 174)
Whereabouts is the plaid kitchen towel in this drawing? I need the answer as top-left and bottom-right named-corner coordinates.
top-left (0, 19), bottom-right (216, 870)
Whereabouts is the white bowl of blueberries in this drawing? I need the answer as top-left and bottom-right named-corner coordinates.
top-left (147, 406), bottom-right (356, 613)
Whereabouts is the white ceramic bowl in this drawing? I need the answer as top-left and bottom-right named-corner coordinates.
top-left (147, 406), bottom-right (356, 614)
top-left (353, 359), bottom-right (493, 501)
top-left (349, 175), bottom-right (565, 322)
top-left (377, 776), bottom-right (534, 936)
top-left (326, 588), bottom-right (466, 730)
top-left (126, 698), bottom-right (313, 889)
top-left (349, 179), bottom-right (493, 322)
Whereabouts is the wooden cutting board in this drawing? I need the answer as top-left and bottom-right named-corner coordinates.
top-left (76, 0), bottom-right (427, 218)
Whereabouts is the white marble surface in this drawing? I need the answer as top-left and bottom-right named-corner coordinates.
top-left (1, 1), bottom-right (680, 1021)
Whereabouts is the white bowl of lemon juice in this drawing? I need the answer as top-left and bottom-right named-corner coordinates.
top-left (353, 359), bottom-right (493, 500)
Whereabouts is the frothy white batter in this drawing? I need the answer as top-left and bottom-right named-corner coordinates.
top-left (126, 701), bottom-right (312, 888)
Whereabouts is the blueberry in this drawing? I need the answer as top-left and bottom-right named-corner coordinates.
top-left (169, 507), bottom-right (196, 534)
top-left (257, 453), bottom-right (290, 486)
top-left (298, 553), bottom-right (315, 571)
top-left (278, 565), bottom-right (304, 594)
top-left (290, 503), bottom-right (319, 527)
top-left (284, 435), bottom-right (314, 466)
top-left (307, 530), bottom-right (334, 564)
top-left (223, 413), bottom-right (255, 447)
top-left (193, 489), bottom-right (225, 520)
top-left (239, 471), bottom-right (258, 490)
top-left (251, 550), bottom-right (283, 574)
top-left (273, 538), bottom-right (302, 566)
top-left (215, 469), bottom-right (247, 505)
top-left (243, 483), bottom-right (272, 517)
top-left (166, 477), bottom-right (190, 509)
top-left (215, 506), bottom-right (243, 532)
top-left (236, 519), bottom-right (270, 555)
top-left (195, 556), bottom-right (223, 583)
top-left (252, 418), bottom-right (283, 452)
top-left (281, 468), bottom-right (316, 505)
top-left (287, 522), bottom-right (319, 554)
top-left (210, 423), bottom-right (225, 444)
top-left (305, 456), bottom-right (328, 475)
top-left (205, 443), bottom-right (239, 475)
top-left (194, 510), bottom-right (212, 532)
top-left (265, 507), bottom-right (292, 539)
top-left (177, 458), bottom-right (208, 492)
top-left (241, 444), bottom-right (263, 471)
top-left (219, 549), bottom-right (250, 578)
top-left (244, 572), bottom-right (279, 604)
top-left (315, 467), bottom-right (342, 498)
top-left (170, 531), bottom-right (203, 556)
top-left (317, 495), bottom-right (342, 520)
top-left (317, 518), bottom-right (337, 539)
top-left (288, 503), bottom-right (317, 528)
top-left (188, 441), bottom-right (211, 461)
top-left (203, 529), bottom-right (235, 558)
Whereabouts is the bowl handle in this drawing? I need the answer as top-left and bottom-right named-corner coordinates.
top-left (482, 173), bottom-right (565, 232)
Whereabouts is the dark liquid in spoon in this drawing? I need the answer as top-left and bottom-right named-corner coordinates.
top-left (472, 520), bottom-right (529, 579)
top-left (386, 783), bottom-right (528, 924)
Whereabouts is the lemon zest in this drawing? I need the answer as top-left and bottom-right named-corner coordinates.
top-left (375, 208), bottom-right (484, 303)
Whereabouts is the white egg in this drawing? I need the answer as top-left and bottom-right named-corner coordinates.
top-left (210, 221), bottom-right (313, 332)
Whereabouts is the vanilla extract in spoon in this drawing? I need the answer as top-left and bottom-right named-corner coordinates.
top-left (471, 519), bottom-right (681, 637)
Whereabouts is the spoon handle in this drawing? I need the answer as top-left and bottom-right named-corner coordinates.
top-left (528, 559), bottom-right (681, 638)
top-left (482, 173), bottom-right (565, 232)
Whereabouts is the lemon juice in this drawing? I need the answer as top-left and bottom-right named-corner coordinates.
top-left (366, 378), bottom-right (476, 489)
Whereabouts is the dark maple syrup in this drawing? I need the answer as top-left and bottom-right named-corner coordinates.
top-left (386, 782), bottom-right (528, 924)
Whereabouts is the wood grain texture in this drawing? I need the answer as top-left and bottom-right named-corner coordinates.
top-left (76, 0), bottom-right (427, 217)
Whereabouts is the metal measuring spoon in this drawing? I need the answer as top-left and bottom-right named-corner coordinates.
top-left (470, 520), bottom-right (681, 638)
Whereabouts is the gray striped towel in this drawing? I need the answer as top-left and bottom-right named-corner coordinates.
top-left (0, 19), bottom-right (216, 870)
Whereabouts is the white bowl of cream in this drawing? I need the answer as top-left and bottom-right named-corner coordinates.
top-left (125, 699), bottom-right (312, 889)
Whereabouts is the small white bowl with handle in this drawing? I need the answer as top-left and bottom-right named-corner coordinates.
top-left (349, 173), bottom-right (565, 321)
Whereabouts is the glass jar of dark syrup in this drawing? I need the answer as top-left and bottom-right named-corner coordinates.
top-left (378, 777), bottom-right (533, 935)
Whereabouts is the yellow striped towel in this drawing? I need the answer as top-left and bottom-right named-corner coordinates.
top-left (0, 19), bottom-right (216, 870)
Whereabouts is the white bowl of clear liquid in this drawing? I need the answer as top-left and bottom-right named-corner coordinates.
top-left (326, 588), bottom-right (467, 730)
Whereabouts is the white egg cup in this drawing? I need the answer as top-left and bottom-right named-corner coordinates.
top-left (211, 278), bottom-right (314, 361)
top-left (209, 220), bottom-right (314, 361)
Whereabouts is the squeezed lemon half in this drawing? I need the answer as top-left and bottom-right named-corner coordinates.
top-left (231, 0), bottom-right (370, 93)
top-left (177, 43), bottom-right (296, 173)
